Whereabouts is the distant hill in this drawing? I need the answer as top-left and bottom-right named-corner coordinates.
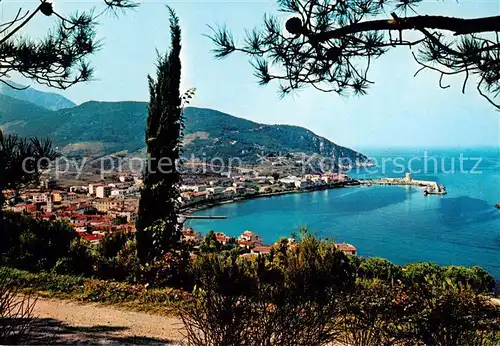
top-left (0, 92), bottom-right (369, 165)
top-left (182, 107), bottom-right (367, 164)
top-left (0, 81), bottom-right (76, 111)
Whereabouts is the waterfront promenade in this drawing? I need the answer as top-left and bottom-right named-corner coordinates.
top-left (180, 173), bottom-right (446, 220)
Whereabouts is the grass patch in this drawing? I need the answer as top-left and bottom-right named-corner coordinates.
top-left (1, 266), bottom-right (192, 315)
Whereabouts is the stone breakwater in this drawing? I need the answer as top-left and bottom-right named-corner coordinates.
top-left (358, 175), bottom-right (447, 195)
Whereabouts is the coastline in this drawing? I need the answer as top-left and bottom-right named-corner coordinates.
top-left (180, 182), bottom-right (359, 217)
top-left (179, 176), bottom-right (446, 218)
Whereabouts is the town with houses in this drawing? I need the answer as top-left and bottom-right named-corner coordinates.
top-left (2, 172), bottom-right (358, 256)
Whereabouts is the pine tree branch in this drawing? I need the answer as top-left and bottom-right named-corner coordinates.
top-left (0, 5), bottom-right (42, 45)
top-left (310, 15), bottom-right (500, 43)
top-left (0, 79), bottom-right (29, 90)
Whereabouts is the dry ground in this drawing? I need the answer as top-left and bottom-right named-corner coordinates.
top-left (28, 297), bottom-right (184, 345)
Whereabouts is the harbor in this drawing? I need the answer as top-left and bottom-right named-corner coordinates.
top-left (359, 173), bottom-right (447, 195)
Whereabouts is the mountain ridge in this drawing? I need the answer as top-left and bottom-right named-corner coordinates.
top-left (0, 87), bottom-right (369, 165)
top-left (0, 81), bottom-right (76, 111)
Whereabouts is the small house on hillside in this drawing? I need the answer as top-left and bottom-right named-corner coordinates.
top-left (336, 243), bottom-right (357, 256)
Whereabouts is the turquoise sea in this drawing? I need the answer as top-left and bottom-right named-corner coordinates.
top-left (186, 148), bottom-right (500, 278)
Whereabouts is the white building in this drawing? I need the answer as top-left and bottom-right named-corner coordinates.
top-left (181, 191), bottom-right (208, 204)
top-left (111, 189), bottom-right (126, 197)
top-left (96, 186), bottom-right (112, 199)
top-left (194, 185), bottom-right (207, 192)
top-left (238, 230), bottom-right (264, 247)
top-left (294, 179), bottom-right (313, 189)
top-left (182, 228), bottom-right (202, 242)
top-left (32, 193), bottom-right (49, 203)
top-left (88, 184), bottom-right (98, 195)
top-left (279, 176), bottom-right (301, 188)
top-left (46, 195), bottom-right (54, 213)
top-left (180, 185), bottom-right (194, 192)
top-left (206, 186), bottom-right (225, 195)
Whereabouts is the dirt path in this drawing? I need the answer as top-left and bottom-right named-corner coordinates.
top-left (29, 297), bottom-right (184, 345)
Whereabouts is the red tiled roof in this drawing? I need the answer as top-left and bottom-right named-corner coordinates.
top-left (336, 243), bottom-right (357, 252)
top-left (238, 240), bottom-right (254, 247)
top-left (39, 213), bottom-right (55, 219)
top-left (24, 205), bottom-right (37, 211)
top-left (252, 246), bottom-right (272, 253)
top-left (82, 233), bottom-right (104, 241)
top-left (216, 235), bottom-right (231, 242)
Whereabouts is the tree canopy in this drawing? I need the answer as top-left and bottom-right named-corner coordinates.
top-left (182, 235), bottom-right (500, 346)
top-left (136, 7), bottom-right (195, 262)
top-left (209, 0), bottom-right (500, 108)
top-left (0, 130), bottom-right (58, 216)
top-left (0, 0), bottom-right (137, 90)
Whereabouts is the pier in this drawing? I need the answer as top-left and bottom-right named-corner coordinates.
top-left (178, 214), bottom-right (227, 226)
top-left (359, 173), bottom-right (447, 195)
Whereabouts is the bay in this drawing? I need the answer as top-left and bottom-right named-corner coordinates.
top-left (187, 148), bottom-right (500, 277)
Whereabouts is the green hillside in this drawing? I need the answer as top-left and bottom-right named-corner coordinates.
top-left (0, 94), bottom-right (368, 164)
top-left (0, 95), bottom-right (59, 137)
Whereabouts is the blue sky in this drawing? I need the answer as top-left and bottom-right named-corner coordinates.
top-left (2, 0), bottom-right (499, 150)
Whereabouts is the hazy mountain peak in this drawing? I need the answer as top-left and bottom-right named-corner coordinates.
top-left (0, 80), bottom-right (76, 111)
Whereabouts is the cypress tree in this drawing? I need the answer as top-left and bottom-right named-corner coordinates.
top-left (136, 7), bottom-right (185, 262)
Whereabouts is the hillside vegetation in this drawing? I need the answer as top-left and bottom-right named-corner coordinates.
top-left (1, 215), bottom-right (499, 346)
top-left (0, 93), bottom-right (368, 164)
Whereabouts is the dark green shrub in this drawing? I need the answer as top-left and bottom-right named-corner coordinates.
top-left (96, 239), bottom-right (140, 282)
top-left (181, 233), bottom-right (500, 346)
top-left (2, 267), bottom-right (84, 294)
top-left (442, 265), bottom-right (496, 293)
top-left (140, 249), bottom-right (194, 289)
top-left (0, 266), bottom-right (188, 309)
top-left (140, 288), bottom-right (190, 305)
top-left (81, 280), bottom-right (137, 303)
top-left (182, 234), bottom-right (357, 346)
top-left (98, 231), bottom-right (131, 259)
top-left (404, 282), bottom-right (500, 346)
top-left (1, 212), bottom-right (76, 271)
top-left (53, 238), bottom-right (97, 277)
top-left (339, 280), bottom-right (413, 346)
top-left (357, 257), bottom-right (403, 281)
top-left (402, 262), bottom-right (443, 283)
top-left (469, 266), bottom-right (496, 293)
top-left (199, 230), bottom-right (222, 253)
